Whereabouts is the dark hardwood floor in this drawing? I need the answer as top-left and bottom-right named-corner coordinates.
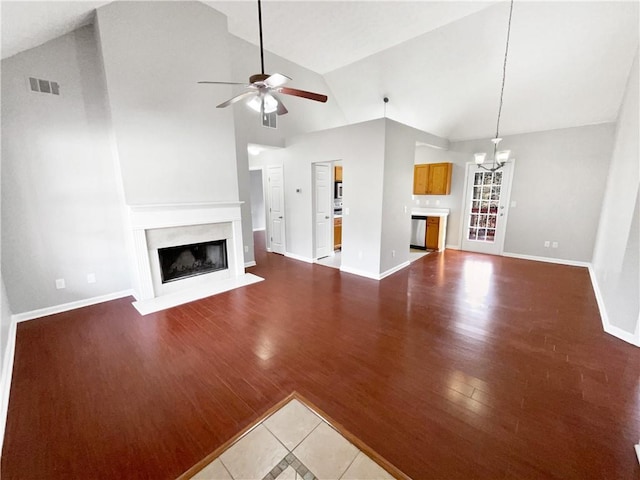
top-left (2, 232), bottom-right (639, 479)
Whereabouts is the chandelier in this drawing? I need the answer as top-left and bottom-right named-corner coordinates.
top-left (475, 0), bottom-right (515, 173)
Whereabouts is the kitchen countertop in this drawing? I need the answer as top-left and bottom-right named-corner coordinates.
top-left (411, 208), bottom-right (450, 217)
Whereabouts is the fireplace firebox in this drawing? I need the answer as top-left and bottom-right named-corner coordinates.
top-left (158, 239), bottom-right (228, 284)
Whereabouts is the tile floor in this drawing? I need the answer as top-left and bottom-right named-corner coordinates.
top-left (189, 398), bottom-right (396, 480)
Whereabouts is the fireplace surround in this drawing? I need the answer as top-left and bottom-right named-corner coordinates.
top-left (127, 202), bottom-right (262, 315)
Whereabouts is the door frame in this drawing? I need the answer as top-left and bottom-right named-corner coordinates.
top-left (458, 160), bottom-right (515, 256)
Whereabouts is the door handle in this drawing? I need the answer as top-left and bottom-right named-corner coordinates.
top-left (278, 216), bottom-right (283, 219)
top-left (325, 216), bottom-right (330, 219)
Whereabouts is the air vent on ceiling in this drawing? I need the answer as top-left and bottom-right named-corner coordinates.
top-left (28, 77), bottom-right (60, 96)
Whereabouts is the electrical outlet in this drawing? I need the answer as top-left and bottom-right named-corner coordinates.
top-left (552, 241), bottom-right (558, 248)
top-left (87, 273), bottom-right (96, 284)
top-left (244, 245), bottom-right (249, 253)
top-left (435, 200), bottom-right (440, 205)
top-left (392, 250), bottom-right (396, 257)
top-left (544, 241), bottom-right (550, 247)
top-left (55, 278), bottom-right (65, 289)
top-left (345, 207), bottom-right (350, 215)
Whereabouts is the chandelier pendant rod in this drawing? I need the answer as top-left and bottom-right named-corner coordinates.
top-left (494, 0), bottom-right (515, 142)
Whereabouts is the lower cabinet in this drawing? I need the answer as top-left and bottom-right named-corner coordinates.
top-left (334, 217), bottom-right (342, 250)
top-left (426, 217), bottom-right (440, 250)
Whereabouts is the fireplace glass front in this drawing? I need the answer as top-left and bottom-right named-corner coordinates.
top-left (158, 239), bottom-right (228, 284)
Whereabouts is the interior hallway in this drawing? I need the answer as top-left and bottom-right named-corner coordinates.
top-left (2, 232), bottom-right (639, 479)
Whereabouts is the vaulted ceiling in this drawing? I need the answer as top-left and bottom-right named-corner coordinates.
top-left (2, 1), bottom-right (638, 141)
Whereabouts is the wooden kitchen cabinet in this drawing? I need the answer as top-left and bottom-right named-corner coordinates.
top-left (426, 217), bottom-right (440, 250)
top-left (335, 166), bottom-right (343, 182)
top-left (334, 217), bottom-right (342, 250)
top-left (413, 162), bottom-right (452, 195)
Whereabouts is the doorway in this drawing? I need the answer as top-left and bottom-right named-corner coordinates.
top-left (460, 162), bottom-right (514, 255)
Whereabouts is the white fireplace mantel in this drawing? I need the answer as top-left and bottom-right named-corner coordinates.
top-left (126, 201), bottom-right (262, 315)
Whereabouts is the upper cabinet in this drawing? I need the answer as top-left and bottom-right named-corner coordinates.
top-left (335, 166), bottom-right (343, 182)
top-left (413, 162), bottom-right (452, 195)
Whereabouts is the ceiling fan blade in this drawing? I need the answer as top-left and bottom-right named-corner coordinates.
top-left (199, 81), bottom-right (249, 86)
top-left (217, 91), bottom-right (256, 108)
top-left (264, 73), bottom-right (291, 88)
top-left (271, 93), bottom-right (288, 115)
top-left (277, 87), bottom-right (328, 103)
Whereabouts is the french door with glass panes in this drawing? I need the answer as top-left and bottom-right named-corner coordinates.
top-left (460, 162), bottom-right (514, 256)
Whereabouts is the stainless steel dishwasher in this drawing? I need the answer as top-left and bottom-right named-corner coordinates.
top-left (410, 215), bottom-right (427, 249)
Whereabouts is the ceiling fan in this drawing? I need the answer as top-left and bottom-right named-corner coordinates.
top-left (198, 0), bottom-right (328, 116)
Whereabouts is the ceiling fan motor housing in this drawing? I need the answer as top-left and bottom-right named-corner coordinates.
top-left (250, 74), bottom-right (270, 84)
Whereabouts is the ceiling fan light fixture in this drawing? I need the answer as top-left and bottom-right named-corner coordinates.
top-left (262, 93), bottom-right (278, 114)
top-left (247, 96), bottom-right (262, 113)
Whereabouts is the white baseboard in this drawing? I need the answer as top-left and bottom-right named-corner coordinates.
top-left (12, 289), bottom-right (135, 323)
top-left (244, 261), bottom-right (257, 268)
top-left (284, 252), bottom-right (315, 264)
top-left (252, 228), bottom-right (266, 232)
top-left (0, 318), bottom-right (17, 456)
top-left (445, 244), bottom-right (461, 250)
top-left (379, 261), bottom-right (410, 280)
top-left (339, 265), bottom-right (380, 280)
top-left (502, 252), bottom-right (590, 268)
top-left (339, 261), bottom-right (410, 281)
top-left (635, 443), bottom-right (640, 465)
top-left (588, 265), bottom-right (640, 347)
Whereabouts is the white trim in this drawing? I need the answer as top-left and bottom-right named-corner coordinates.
top-left (588, 265), bottom-right (640, 347)
top-left (502, 252), bottom-right (590, 268)
top-left (252, 228), bottom-right (266, 232)
top-left (635, 443), bottom-right (640, 465)
top-left (340, 261), bottom-right (410, 281)
top-left (379, 261), bottom-right (411, 280)
top-left (244, 261), bottom-right (257, 268)
top-left (339, 265), bottom-right (380, 280)
top-left (445, 244), bottom-right (461, 250)
top-left (11, 290), bottom-right (134, 323)
top-left (284, 252), bottom-right (314, 264)
top-left (0, 318), bottom-right (17, 457)
top-left (459, 160), bottom-right (516, 256)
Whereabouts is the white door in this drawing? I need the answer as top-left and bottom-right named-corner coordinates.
top-left (267, 165), bottom-right (285, 255)
top-left (461, 162), bottom-right (514, 255)
top-left (313, 163), bottom-right (333, 259)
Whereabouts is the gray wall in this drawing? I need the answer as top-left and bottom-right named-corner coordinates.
top-left (380, 120), bottom-right (424, 272)
top-left (228, 35), bottom-right (346, 265)
top-left (592, 50), bottom-right (639, 336)
top-left (1, 25), bottom-right (130, 313)
top-left (95, 1), bottom-right (238, 205)
top-left (450, 123), bottom-right (616, 262)
top-left (262, 118), bottom-right (448, 278)
top-left (250, 169), bottom-right (265, 231)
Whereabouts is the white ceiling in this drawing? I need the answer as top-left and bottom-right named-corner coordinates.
top-left (2, 1), bottom-right (638, 141)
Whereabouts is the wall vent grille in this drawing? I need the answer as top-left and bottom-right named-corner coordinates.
top-left (28, 77), bottom-right (60, 95)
